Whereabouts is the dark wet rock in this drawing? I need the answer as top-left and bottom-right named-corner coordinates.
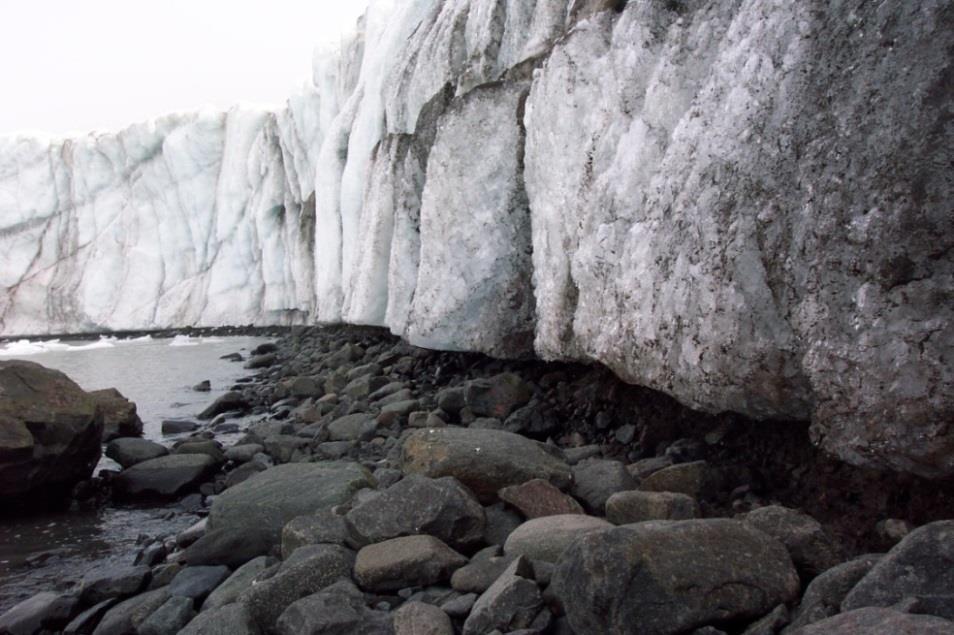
top-left (393, 600), bottom-right (453, 635)
top-left (401, 428), bottom-right (571, 502)
top-left (788, 607), bottom-right (954, 635)
top-left (464, 373), bottom-right (533, 419)
top-left (240, 544), bottom-right (355, 629)
top-left (743, 505), bottom-right (841, 580)
top-left (193, 380), bottom-right (211, 392)
top-left (841, 520), bottom-right (954, 618)
top-left (483, 503), bottom-right (523, 546)
top-left (113, 454), bottom-right (218, 498)
top-left (640, 460), bottom-right (722, 499)
top-left (64, 599), bottom-right (117, 635)
top-left (161, 420), bottom-right (199, 435)
top-left (224, 461), bottom-right (267, 489)
top-left (626, 455), bottom-right (673, 479)
top-left (208, 462), bottom-right (373, 552)
top-left (282, 510), bottom-right (352, 558)
top-left (553, 519), bottom-right (799, 634)
top-left (180, 527), bottom-right (273, 569)
top-left (742, 604), bottom-right (789, 635)
top-left (168, 565), bottom-right (230, 601)
top-left (463, 557), bottom-right (542, 635)
top-left (274, 580), bottom-right (393, 635)
top-left (198, 392), bottom-right (251, 420)
top-left (176, 519), bottom-right (207, 548)
top-left (287, 376), bottom-right (323, 399)
top-left (605, 490), bottom-right (700, 524)
top-left (0, 360), bottom-right (103, 501)
top-left (174, 440), bottom-right (226, 463)
top-left (342, 374), bottom-right (389, 400)
top-left (244, 353), bottom-right (277, 370)
top-left (105, 438), bottom-right (168, 469)
top-left (354, 535), bottom-right (468, 592)
top-left (203, 556), bottom-right (274, 611)
top-left (178, 603), bottom-right (260, 635)
top-left (570, 459), bottom-right (637, 513)
top-left (376, 388), bottom-right (414, 407)
top-left (80, 564), bottom-right (152, 604)
top-left (786, 553), bottom-right (882, 631)
top-left (441, 593), bottom-right (478, 619)
top-left (436, 387), bottom-right (466, 416)
top-left (225, 444), bottom-right (264, 463)
top-left (0, 591), bottom-right (79, 635)
top-left (220, 352), bottom-right (244, 362)
top-left (137, 596), bottom-right (195, 635)
top-left (89, 388), bottom-right (144, 441)
top-left (92, 587), bottom-right (170, 635)
top-left (346, 475), bottom-right (484, 549)
top-left (149, 563), bottom-right (183, 589)
top-left (504, 515), bottom-right (612, 563)
top-left (327, 413), bottom-right (379, 442)
top-left (252, 342), bottom-right (278, 356)
top-left (135, 542), bottom-right (168, 567)
top-left (451, 548), bottom-right (517, 595)
top-left (498, 478), bottom-right (584, 519)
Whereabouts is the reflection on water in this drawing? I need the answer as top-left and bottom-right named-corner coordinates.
top-left (0, 334), bottom-right (268, 612)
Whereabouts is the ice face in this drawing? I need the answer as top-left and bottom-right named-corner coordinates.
top-left (1, 0), bottom-right (952, 477)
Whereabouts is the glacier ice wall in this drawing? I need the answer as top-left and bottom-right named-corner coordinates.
top-left (1, 0), bottom-right (952, 476)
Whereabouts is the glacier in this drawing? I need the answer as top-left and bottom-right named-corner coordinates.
top-left (0, 0), bottom-right (951, 477)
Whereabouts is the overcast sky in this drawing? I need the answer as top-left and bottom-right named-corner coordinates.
top-left (0, 0), bottom-right (369, 137)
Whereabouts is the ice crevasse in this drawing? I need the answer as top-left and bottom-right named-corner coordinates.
top-left (0, 0), bottom-right (951, 477)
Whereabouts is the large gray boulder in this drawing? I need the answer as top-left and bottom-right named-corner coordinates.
top-left (105, 438), bottom-right (168, 469)
top-left (345, 475), bottom-right (485, 549)
top-left (0, 592), bottom-right (79, 635)
top-left (504, 515), bottom-right (612, 564)
top-left (178, 603), bottom-right (260, 635)
top-left (275, 580), bottom-right (393, 635)
top-left (88, 388), bottom-right (143, 441)
top-left (112, 454), bottom-right (218, 498)
top-left (0, 361), bottom-right (103, 501)
top-left (354, 535), bottom-right (468, 592)
top-left (743, 505), bottom-right (841, 579)
top-left (788, 607), bottom-right (954, 635)
top-left (785, 553), bottom-right (882, 632)
top-left (553, 519), bottom-right (800, 634)
top-left (841, 520), bottom-right (954, 618)
top-left (401, 428), bottom-right (571, 502)
top-left (92, 588), bottom-right (170, 635)
top-left (208, 462), bottom-right (374, 550)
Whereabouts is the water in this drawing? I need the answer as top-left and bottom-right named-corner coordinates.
top-left (0, 334), bottom-right (269, 613)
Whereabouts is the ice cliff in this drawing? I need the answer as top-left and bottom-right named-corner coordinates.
top-left (1, 0), bottom-right (951, 477)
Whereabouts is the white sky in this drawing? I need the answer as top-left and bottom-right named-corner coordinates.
top-left (0, 0), bottom-right (370, 137)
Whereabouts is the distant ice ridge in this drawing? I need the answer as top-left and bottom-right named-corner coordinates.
top-left (1, 0), bottom-right (952, 477)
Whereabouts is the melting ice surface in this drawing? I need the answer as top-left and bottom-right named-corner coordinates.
top-left (0, 334), bottom-right (268, 612)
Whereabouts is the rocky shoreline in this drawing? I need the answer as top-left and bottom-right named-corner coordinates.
top-left (2, 325), bottom-right (954, 634)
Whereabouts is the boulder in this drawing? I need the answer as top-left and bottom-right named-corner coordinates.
top-left (80, 564), bottom-right (152, 604)
top-left (168, 565), bottom-right (230, 601)
top-left (244, 353), bottom-right (277, 370)
top-left (402, 428), bottom-right (571, 502)
top-left (275, 580), bottom-right (393, 635)
top-left (88, 388), bottom-right (143, 440)
top-left (161, 420), bottom-right (198, 435)
top-left (786, 553), bottom-right (882, 632)
top-left (282, 511), bottom-right (352, 558)
top-left (208, 462), bottom-right (374, 551)
top-left (178, 603), bottom-right (261, 635)
top-left (224, 444), bottom-right (264, 463)
top-left (202, 556), bottom-right (274, 611)
top-left (553, 519), bottom-right (800, 634)
top-left (180, 527), bottom-right (273, 568)
top-left (842, 520), bottom-right (954, 618)
top-left (451, 547), bottom-right (516, 595)
top-left (346, 475), bottom-right (485, 549)
top-left (63, 599), bottom-right (117, 635)
top-left (498, 478), bottom-right (584, 519)
top-left (137, 596), bottom-right (195, 635)
top-left (570, 459), bottom-right (637, 513)
top-left (606, 490), bottom-right (700, 524)
top-left (463, 558), bottom-right (542, 635)
top-left (354, 535), bottom-right (468, 592)
top-left (743, 505), bottom-right (841, 579)
top-left (464, 374), bottom-right (533, 419)
top-left (0, 361), bottom-right (103, 501)
top-left (174, 439), bottom-right (226, 463)
top-left (0, 592), bottom-right (79, 635)
top-left (240, 544), bottom-right (355, 629)
top-left (504, 515), bottom-right (612, 563)
top-left (105, 438), bottom-right (168, 469)
top-left (198, 392), bottom-right (250, 420)
top-left (92, 588), bottom-right (170, 635)
top-left (788, 607), bottom-right (954, 635)
top-left (393, 601), bottom-right (453, 635)
top-left (327, 413), bottom-right (379, 442)
top-left (113, 454), bottom-right (218, 498)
